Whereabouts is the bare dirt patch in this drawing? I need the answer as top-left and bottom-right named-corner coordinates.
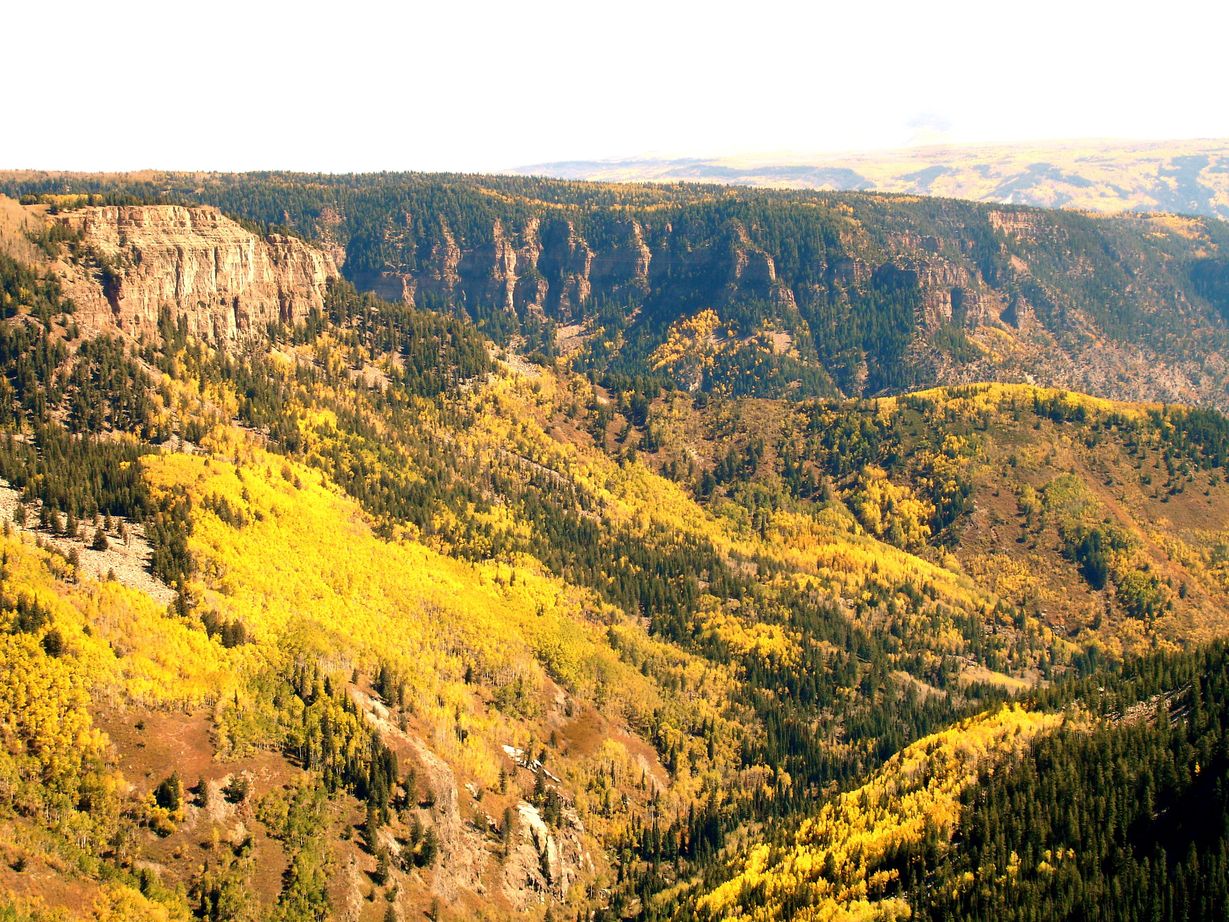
top-left (93, 703), bottom-right (305, 911)
top-left (0, 478), bottom-right (175, 607)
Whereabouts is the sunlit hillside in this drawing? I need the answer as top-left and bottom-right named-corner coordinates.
top-left (0, 187), bottom-right (1227, 921)
top-left (698, 705), bottom-right (1063, 921)
top-left (699, 642), bottom-right (1229, 921)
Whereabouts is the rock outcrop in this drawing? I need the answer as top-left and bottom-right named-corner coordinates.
top-left (52, 205), bottom-right (338, 344)
top-left (364, 214), bottom-right (650, 323)
top-left (347, 213), bottom-right (1002, 340)
top-left (325, 200), bottom-right (1229, 408)
top-left (501, 799), bottom-right (590, 908)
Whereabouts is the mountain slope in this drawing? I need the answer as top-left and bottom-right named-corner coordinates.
top-left (4, 176), bottom-right (1229, 409)
top-left (0, 192), bottom-right (1227, 920)
top-left (696, 705), bottom-right (1062, 922)
top-left (699, 642), bottom-right (1229, 922)
top-left (0, 201), bottom-right (1004, 920)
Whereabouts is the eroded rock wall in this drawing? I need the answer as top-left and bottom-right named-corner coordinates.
top-left (52, 205), bottom-right (338, 343)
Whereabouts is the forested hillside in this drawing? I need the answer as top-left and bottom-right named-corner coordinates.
top-left (700, 642), bottom-right (1229, 922)
top-left (5, 172), bottom-right (1229, 409)
top-left (0, 189), bottom-right (1226, 921)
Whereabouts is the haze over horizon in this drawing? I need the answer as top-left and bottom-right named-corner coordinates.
top-left (507, 135), bottom-right (1229, 170)
top-left (9, 0), bottom-right (1229, 173)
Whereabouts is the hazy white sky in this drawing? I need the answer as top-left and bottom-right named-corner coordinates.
top-left (6, 0), bottom-right (1226, 172)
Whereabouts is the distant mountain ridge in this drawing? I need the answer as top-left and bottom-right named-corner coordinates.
top-left (510, 139), bottom-right (1229, 219)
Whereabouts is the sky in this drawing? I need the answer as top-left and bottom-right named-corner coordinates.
top-left (6, 0), bottom-right (1227, 173)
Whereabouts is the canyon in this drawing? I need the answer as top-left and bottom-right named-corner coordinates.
top-left (7, 173), bottom-right (1229, 410)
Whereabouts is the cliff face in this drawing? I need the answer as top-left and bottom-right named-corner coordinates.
top-left (324, 198), bottom-right (1229, 407)
top-left (357, 214), bottom-right (648, 323)
top-left (8, 172), bottom-right (1229, 406)
top-left (53, 205), bottom-right (338, 343)
top-left (350, 209), bottom-right (1084, 343)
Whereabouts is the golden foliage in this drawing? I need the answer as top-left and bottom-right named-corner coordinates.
top-left (848, 466), bottom-right (934, 551)
top-left (699, 706), bottom-right (1063, 921)
top-left (650, 309), bottom-right (725, 389)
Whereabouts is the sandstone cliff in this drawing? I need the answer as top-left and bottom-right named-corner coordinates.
top-left (51, 204), bottom-right (338, 344)
top-left (355, 213), bottom-right (647, 323)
